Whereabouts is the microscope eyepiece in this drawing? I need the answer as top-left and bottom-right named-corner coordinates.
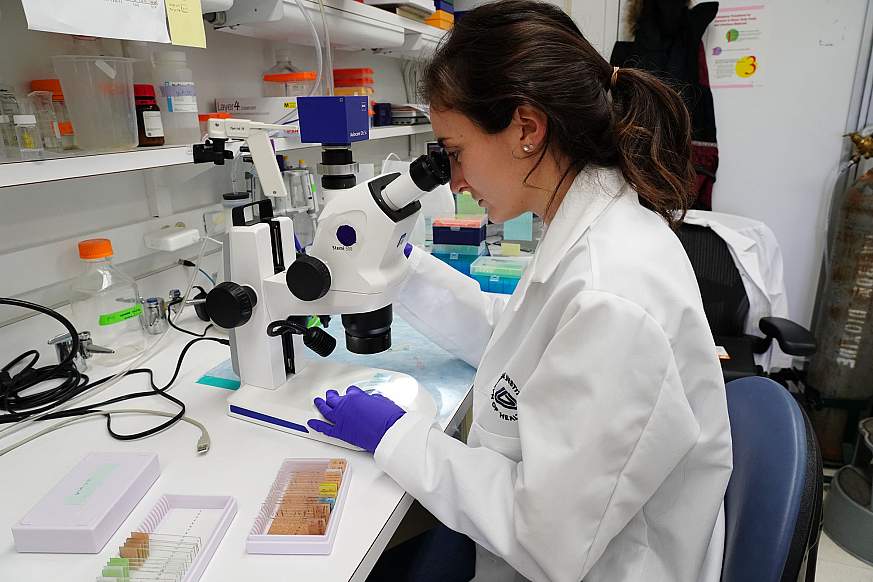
top-left (409, 149), bottom-right (451, 192)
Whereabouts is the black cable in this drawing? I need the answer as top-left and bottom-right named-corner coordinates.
top-left (167, 298), bottom-right (214, 338)
top-left (0, 298), bottom-right (87, 423)
top-left (7, 337), bottom-right (229, 441)
top-left (0, 296), bottom-right (229, 442)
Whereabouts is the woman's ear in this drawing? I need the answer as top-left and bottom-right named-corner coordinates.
top-left (512, 104), bottom-right (548, 155)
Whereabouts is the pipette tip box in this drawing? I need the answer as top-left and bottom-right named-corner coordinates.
top-left (12, 452), bottom-right (160, 553)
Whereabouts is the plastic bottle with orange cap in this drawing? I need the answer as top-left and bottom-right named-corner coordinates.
top-left (68, 238), bottom-right (147, 366)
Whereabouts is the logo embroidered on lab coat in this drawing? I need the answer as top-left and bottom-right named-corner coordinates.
top-left (491, 372), bottom-right (519, 422)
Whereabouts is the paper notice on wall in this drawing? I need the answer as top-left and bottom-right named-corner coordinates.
top-left (705, 3), bottom-right (769, 89)
top-left (21, 0), bottom-right (171, 43)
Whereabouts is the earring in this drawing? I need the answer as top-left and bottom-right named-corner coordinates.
top-left (522, 144), bottom-right (533, 153)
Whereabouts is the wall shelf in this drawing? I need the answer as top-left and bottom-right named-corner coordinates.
top-left (0, 146), bottom-right (195, 189)
top-left (272, 123), bottom-right (433, 151)
top-left (217, 0), bottom-right (447, 57)
top-left (0, 125), bottom-right (432, 189)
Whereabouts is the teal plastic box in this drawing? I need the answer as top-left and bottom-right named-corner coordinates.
top-left (470, 256), bottom-right (532, 294)
top-left (432, 242), bottom-right (487, 276)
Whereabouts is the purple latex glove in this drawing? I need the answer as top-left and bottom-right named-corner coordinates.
top-left (308, 386), bottom-right (406, 452)
top-left (404, 242), bottom-right (413, 258)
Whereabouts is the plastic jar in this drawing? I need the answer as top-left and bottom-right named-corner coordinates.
top-left (134, 84), bottom-right (165, 147)
top-left (69, 239), bottom-right (146, 366)
top-left (31, 79), bottom-right (76, 149)
top-left (27, 91), bottom-right (63, 152)
top-left (263, 72), bottom-right (318, 98)
top-left (263, 48), bottom-right (317, 97)
top-left (52, 56), bottom-right (138, 151)
top-left (153, 51), bottom-right (200, 145)
top-left (14, 114), bottom-right (43, 158)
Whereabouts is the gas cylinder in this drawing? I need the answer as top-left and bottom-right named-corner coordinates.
top-left (809, 168), bottom-right (873, 462)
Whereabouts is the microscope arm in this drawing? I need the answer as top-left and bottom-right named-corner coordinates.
top-left (200, 117), bottom-right (291, 199)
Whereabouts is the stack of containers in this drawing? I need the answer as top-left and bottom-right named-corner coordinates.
top-left (432, 0), bottom-right (454, 23)
top-left (431, 215), bottom-right (488, 276)
top-left (333, 68), bottom-right (375, 121)
top-left (425, 2), bottom-right (454, 29)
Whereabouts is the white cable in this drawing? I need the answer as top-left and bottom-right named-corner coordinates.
top-left (316, 0), bottom-right (334, 95)
top-left (293, 0), bottom-right (323, 97)
top-left (0, 235), bottom-right (212, 443)
top-left (0, 408), bottom-right (210, 457)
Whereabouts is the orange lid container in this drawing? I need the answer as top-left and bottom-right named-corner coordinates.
top-left (78, 239), bottom-right (113, 260)
top-left (333, 86), bottom-right (375, 96)
top-left (433, 216), bottom-right (487, 228)
top-left (263, 72), bottom-right (318, 82)
top-left (30, 79), bottom-right (65, 101)
top-left (333, 68), bottom-right (374, 79)
top-left (334, 77), bottom-right (375, 87)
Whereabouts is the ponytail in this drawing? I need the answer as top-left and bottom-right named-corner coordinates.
top-left (421, 0), bottom-right (694, 228)
top-left (611, 68), bottom-right (694, 228)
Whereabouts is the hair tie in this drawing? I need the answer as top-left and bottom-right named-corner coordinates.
top-left (611, 66), bottom-right (620, 88)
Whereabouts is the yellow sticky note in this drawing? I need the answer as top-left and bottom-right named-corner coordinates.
top-left (502, 243), bottom-right (521, 256)
top-left (319, 483), bottom-right (338, 497)
top-left (165, 0), bottom-right (207, 48)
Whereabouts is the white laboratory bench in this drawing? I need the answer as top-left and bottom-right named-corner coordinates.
top-left (0, 312), bottom-right (475, 582)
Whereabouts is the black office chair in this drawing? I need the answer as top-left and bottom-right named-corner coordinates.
top-left (676, 223), bottom-right (817, 381)
top-left (722, 376), bottom-right (824, 582)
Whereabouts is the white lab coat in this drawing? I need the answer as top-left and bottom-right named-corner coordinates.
top-left (375, 167), bottom-right (733, 582)
top-left (682, 210), bottom-right (794, 371)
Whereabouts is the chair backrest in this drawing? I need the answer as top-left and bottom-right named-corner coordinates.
top-left (722, 377), bottom-right (823, 582)
top-left (677, 223), bottom-right (750, 337)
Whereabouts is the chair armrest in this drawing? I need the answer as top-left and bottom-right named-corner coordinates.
top-left (757, 317), bottom-right (817, 357)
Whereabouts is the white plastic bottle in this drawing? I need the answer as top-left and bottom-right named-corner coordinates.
top-left (153, 51), bottom-right (200, 144)
top-left (69, 239), bottom-right (146, 366)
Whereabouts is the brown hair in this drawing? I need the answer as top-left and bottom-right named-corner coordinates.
top-left (421, 0), bottom-right (693, 227)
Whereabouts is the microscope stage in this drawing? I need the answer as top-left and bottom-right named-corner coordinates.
top-left (226, 360), bottom-right (437, 449)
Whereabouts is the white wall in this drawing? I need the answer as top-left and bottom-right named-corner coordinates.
top-left (704, 0), bottom-right (868, 326)
top-left (616, 0), bottom-right (871, 326)
top-left (0, 0), bottom-right (427, 325)
top-left (569, 0), bottom-right (621, 58)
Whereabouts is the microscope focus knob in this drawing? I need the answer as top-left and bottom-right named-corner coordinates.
top-left (205, 282), bottom-right (257, 328)
top-left (286, 254), bottom-right (331, 301)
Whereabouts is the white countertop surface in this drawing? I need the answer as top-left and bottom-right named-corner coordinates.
top-left (0, 312), bottom-right (474, 581)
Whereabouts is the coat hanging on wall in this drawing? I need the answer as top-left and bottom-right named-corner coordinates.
top-left (611, 0), bottom-right (719, 210)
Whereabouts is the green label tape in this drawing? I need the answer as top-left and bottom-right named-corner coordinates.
top-left (98, 304), bottom-right (143, 326)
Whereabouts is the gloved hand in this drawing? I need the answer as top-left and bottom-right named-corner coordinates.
top-left (308, 386), bottom-right (406, 452)
top-left (404, 242), bottom-right (413, 258)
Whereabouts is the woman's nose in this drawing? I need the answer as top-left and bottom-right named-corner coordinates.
top-left (449, 160), bottom-right (468, 194)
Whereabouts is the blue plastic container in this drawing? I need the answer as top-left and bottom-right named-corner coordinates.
top-left (432, 242), bottom-right (487, 276)
top-left (470, 256), bottom-right (532, 294)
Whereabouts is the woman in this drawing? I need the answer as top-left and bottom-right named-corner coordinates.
top-left (307, 1), bottom-right (733, 580)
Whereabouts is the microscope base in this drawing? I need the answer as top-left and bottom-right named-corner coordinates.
top-left (226, 360), bottom-right (437, 450)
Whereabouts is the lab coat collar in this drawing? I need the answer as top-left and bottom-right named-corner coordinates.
top-left (513, 166), bottom-right (627, 308)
